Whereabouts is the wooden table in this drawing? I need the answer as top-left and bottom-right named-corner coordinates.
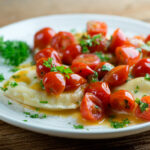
top-left (1, 0), bottom-right (150, 149)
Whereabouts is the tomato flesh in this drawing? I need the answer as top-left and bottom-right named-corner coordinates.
top-left (72, 54), bottom-right (100, 70)
top-left (115, 46), bottom-right (140, 66)
top-left (34, 27), bottom-right (56, 49)
top-left (43, 72), bottom-right (66, 95)
top-left (110, 90), bottom-right (135, 112)
top-left (34, 48), bottom-right (61, 64)
top-left (80, 92), bottom-right (104, 121)
top-left (132, 58), bottom-right (150, 77)
top-left (62, 44), bottom-right (81, 65)
top-left (108, 28), bottom-right (126, 53)
top-left (103, 65), bottom-right (129, 87)
top-left (86, 81), bottom-right (111, 108)
top-left (65, 73), bottom-right (87, 91)
top-left (135, 96), bottom-right (150, 121)
top-left (87, 21), bottom-right (107, 36)
top-left (70, 62), bottom-right (94, 78)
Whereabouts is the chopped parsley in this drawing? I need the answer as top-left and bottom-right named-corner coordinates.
top-left (0, 74), bottom-right (4, 82)
top-left (95, 52), bottom-right (110, 62)
top-left (70, 28), bottom-right (76, 34)
top-left (135, 98), bottom-right (149, 112)
top-left (95, 105), bottom-right (99, 109)
top-left (40, 80), bottom-right (45, 89)
top-left (24, 112), bottom-right (47, 119)
top-left (101, 64), bottom-right (113, 71)
top-left (134, 85), bottom-right (140, 93)
top-left (8, 101), bottom-right (12, 105)
top-left (109, 118), bottom-right (130, 129)
top-left (73, 124), bottom-right (84, 129)
top-left (91, 71), bottom-right (99, 83)
top-left (10, 82), bottom-right (18, 88)
top-left (12, 75), bottom-right (20, 79)
top-left (0, 87), bottom-right (8, 91)
top-left (34, 76), bottom-right (37, 79)
top-left (145, 74), bottom-right (150, 80)
top-left (40, 101), bottom-right (48, 104)
top-left (23, 120), bottom-right (28, 122)
top-left (35, 107), bottom-right (40, 111)
top-left (0, 37), bottom-right (30, 66)
top-left (10, 68), bottom-right (20, 72)
top-left (80, 34), bottom-right (102, 53)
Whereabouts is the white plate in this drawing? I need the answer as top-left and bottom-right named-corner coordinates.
top-left (0, 14), bottom-right (150, 139)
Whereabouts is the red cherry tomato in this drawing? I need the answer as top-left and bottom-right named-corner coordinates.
top-left (80, 92), bottom-right (104, 121)
top-left (51, 31), bottom-right (75, 57)
top-left (65, 73), bottom-right (86, 91)
top-left (86, 81), bottom-right (111, 108)
top-left (115, 46), bottom-right (140, 66)
top-left (145, 34), bottom-right (150, 43)
top-left (135, 96), bottom-right (150, 120)
top-left (103, 65), bottom-right (129, 87)
top-left (87, 21), bottom-right (108, 36)
top-left (43, 72), bottom-right (66, 95)
top-left (36, 58), bottom-right (50, 78)
top-left (72, 54), bottom-right (100, 70)
top-left (34, 48), bottom-right (61, 64)
top-left (88, 38), bottom-right (107, 53)
top-left (108, 28), bottom-right (126, 53)
top-left (95, 62), bottom-right (114, 79)
top-left (34, 27), bottom-right (56, 49)
top-left (110, 90), bottom-right (135, 112)
top-left (132, 58), bottom-right (150, 77)
top-left (62, 44), bottom-right (81, 65)
top-left (70, 62), bottom-right (94, 78)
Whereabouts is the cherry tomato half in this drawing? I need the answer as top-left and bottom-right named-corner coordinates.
top-left (95, 62), bottom-right (114, 80)
top-left (86, 81), bottom-right (111, 108)
top-left (80, 92), bottom-right (104, 121)
top-left (110, 90), bottom-right (135, 112)
top-left (34, 27), bottom-right (56, 49)
top-left (43, 72), bottom-right (66, 95)
top-left (70, 62), bottom-right (94, 78)
top-left (65, 73), bottom-right (86, 91)
top-left (72, 54), bottom-right (100, 70)
top-left (132, 58), bottom-right (150, 77)
top-left (135, 96), bottom-right (150, 120)
top-left (34, 48), bottom-right (61, 64)
top-left (115, 46), bottom-right (140, 66)
top-left (87, 21), bottom-right (108, 37)
top-left (103, 65), bottom-right (129, 87)
top-left (51, 31), bottom-right (75, 57)
top-left (108, 28), bottom-right (126, 53)
top-left (62, 44), bottom-right (81, 65)
top-left (36, 58), bottom-right (51, 78)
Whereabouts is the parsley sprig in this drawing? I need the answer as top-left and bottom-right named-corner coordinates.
top-left (135, 98), bottom-right (149, 112)
top-left (95, 52), bottom-right (110, 62)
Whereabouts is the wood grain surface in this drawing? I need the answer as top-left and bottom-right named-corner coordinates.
top-left (1, 0), bottom-right (150, 149)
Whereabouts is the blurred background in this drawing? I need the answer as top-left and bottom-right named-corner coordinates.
top-left (1, 0), bottom-right (150, 27)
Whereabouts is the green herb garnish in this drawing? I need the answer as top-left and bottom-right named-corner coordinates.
top-left (73, 124), bottom-right (84, 129)
top-left (135, 98), bottom-right (148, 112)
top-left (0, 74), bottom-right (4, 82)
top-left (23, 120), bottom-right (28, 122)
top-left (0, 87), bottom-right (8, 91)
top-left (134, 85), bottom-right (140, 93)
top-left (95, 52), bottom-right (110, 62)
top-left (145, 74), bottom-right (150, 80)
top-left (10, 82), bottom-right (18, 87)
top-left (10, 68), bottom-right (20, 72)
top-left (12, 75), bottom-right (20, 79)
top-left (91, 71), bottom-right (99, 83)
top-left (40, 80), bottom-right (45, 89)
top-left (8, 101), bottom-right (12, 105)
top-left (40, 101), bottom-right (48, 104)
top-left (101, 64), bottom-right (113, 71)
top-left (0, 37), bottom-right (30, 66)
top-left (24, 112), bottom-right (46, 119)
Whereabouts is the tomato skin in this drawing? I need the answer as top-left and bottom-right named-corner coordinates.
top-left (65, 73), bottom-right (86, 91)
top-left (108, 28), bottom-right (126, 53)
top-left (80, 92), bottom-right (104, 121)
top-left (72, 54), bottom-right (100, 70)
top-left (135, 96), bottom-right (150, 120)
top-left (95, 62), bottom-right (114, 79)
top-left (34, 48), bottom-right (61, 64)
top-left (132, 58), bottom-right (150, 77)
top-left (34, 27), bottom-right (56, 49)
top-left (145, 34), bottom-right (150, 43)
top-left (36, 58), bottom-right (51, 78)
top-left (62, 44), bottom-right (81, 65)
top-left (50, 31), bottom-right (75, 57)
top-left (43, 72), bottom-right (66, 95)
top-left (115, 46), bottom-right (140, 66)
top-left (86, 81), bottom-right (111, 108)
top-left (87, 21), bottom-right (107, 36)
top-left (110, 90), bottom-right (135, 112)
top-left (103, 65), bottom-right (129, 87)
top-left (71, 62), bottom-right (94, 78)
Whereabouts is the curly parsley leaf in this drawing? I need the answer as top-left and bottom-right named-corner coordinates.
top-left (135, 98), bottom-right (149, 112)
top-left (0, 37), bottom-right (30, 66)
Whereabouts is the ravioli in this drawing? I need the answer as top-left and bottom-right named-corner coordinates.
top-left (114, 77), bottom-right (150, 98)
top-left (3, 66), bottom-right (86, 110)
